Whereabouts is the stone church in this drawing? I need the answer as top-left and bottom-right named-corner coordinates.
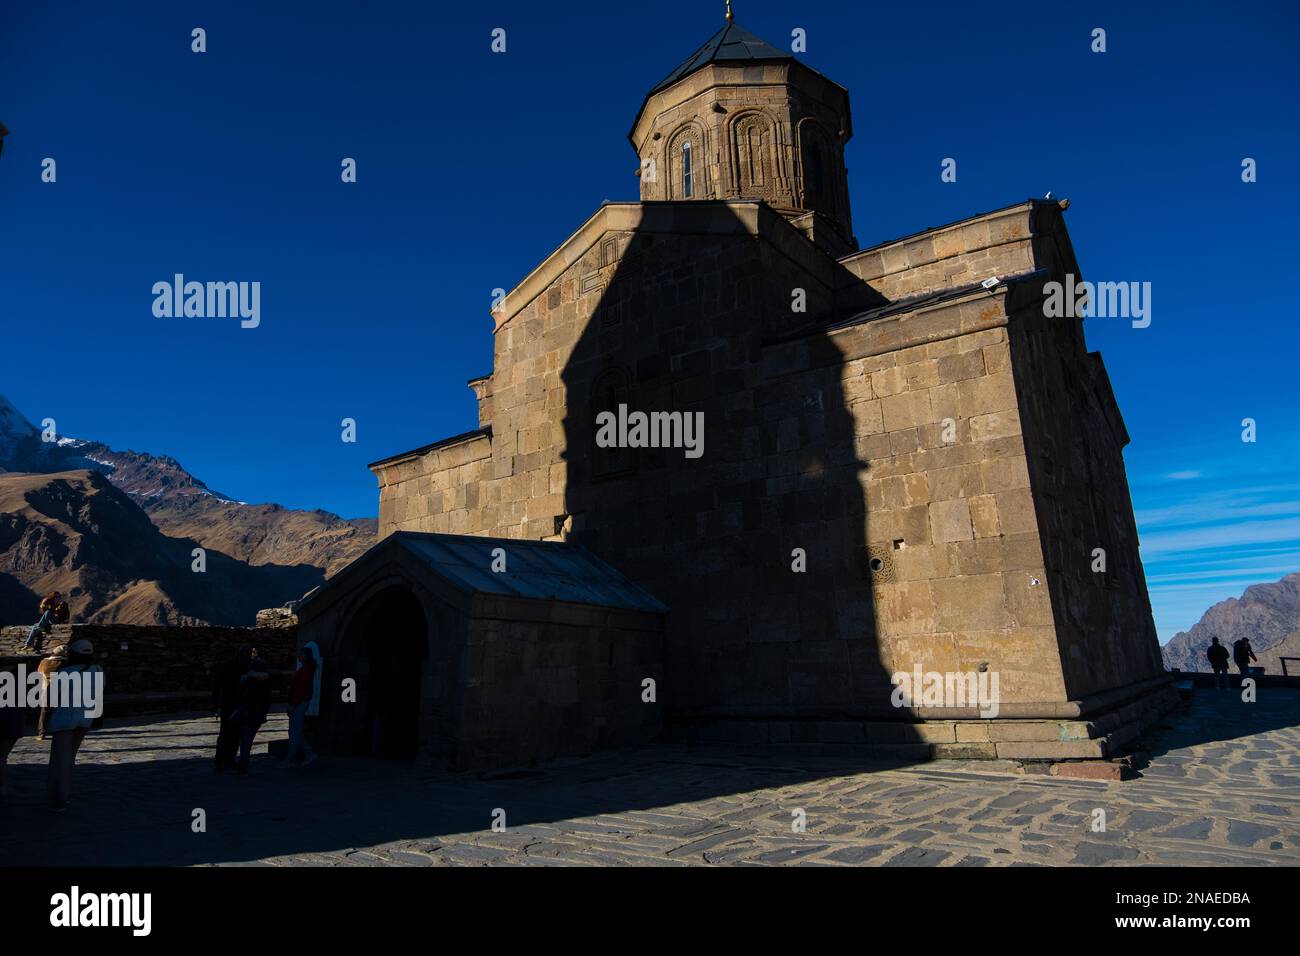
top-left (296, 15), bottom-right (1174, 769)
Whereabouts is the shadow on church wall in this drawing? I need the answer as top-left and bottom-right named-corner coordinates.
top-left (555, 201), bottom-right (918, 749)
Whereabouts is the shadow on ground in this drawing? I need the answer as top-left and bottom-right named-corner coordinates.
top-left (1133, 684), bottom-right (1300, 787)
top-left (3, 712), bottom-right (919, 867)
top-left (4, 687), bottom-right (1299, 866)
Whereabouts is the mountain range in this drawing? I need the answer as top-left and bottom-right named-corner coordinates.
top-left (1160, 573), bottom-right (1300, 674)
top-left (0, 393), bottom-right (375, 626)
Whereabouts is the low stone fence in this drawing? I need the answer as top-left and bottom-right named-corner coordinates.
top-left (1174, 671), bottom-right (1300, 690)
top-left (0, 623), bottom-right (298, 716)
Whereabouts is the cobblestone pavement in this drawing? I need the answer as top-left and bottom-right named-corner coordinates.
top-left (3, 688), bottom-right (1298, 866)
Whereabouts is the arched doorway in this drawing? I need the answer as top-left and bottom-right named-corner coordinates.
top-left (341, 585), bottom-right (428, 761)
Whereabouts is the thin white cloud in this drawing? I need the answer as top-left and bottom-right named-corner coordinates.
top-left (1166, 545), bottom-right (1300, 570)
top-left (1139, 516), bottom-right (1300, 556)
top-left (1146, 564), bottom-right (1300, 584)
top-left (1135, 493), bottom-right (1300, 529)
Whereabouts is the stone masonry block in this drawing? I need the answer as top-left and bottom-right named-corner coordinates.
top-left (930, 498), bottom-right (973, 543)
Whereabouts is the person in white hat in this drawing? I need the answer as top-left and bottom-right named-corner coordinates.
top-left (45, 639), bottom-right (102, 812)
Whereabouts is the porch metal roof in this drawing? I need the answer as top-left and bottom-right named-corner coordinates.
top-left (389, 532), bottom-right (667, 614)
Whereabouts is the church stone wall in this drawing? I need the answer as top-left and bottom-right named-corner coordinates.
top-left (770, 294), bottom-right (1070, 707)
top-left (376, 433), bottom-right (492, 537)
top-left (456, 596), bottom-right (664, 769)
top-left (839, 203), bottom-right (1039, 302)
top-left (1003, 293), bottom-right (1165, 700)
top-left (370, 195), bottom-right (1164, 741)
top-left (0, 623), bottom-right (297, 713)
top-left (375, 205), bottom-right (1096, 717)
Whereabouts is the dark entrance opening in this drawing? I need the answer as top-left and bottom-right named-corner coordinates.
top-left (343, 585), bottom-right (427, 761)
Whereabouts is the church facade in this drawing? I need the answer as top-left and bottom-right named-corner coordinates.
top-left (312, 18), bottom-right (1174, 767)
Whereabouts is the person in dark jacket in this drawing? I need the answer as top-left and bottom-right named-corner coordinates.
top-left (1232, 637), bottom-right (1257, 676)
top-left (0, 659), bottom-right (26, 798)
top-left (232, 655), bottom-right (272, 775)
top-left (212, 644), bottom-right (253, 772)
top-left (1206, 637), bottom-right (1230, 689)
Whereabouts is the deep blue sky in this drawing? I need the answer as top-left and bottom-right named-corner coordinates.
top-left (3, 0), bottom-right (1298, 642)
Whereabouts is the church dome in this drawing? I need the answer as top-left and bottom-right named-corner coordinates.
top-left (630, 12), bottom-right (856, 250)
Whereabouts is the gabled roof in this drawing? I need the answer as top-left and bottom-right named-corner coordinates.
top-left (649, 21), bottom-right (793, 95)
top-left (368, 427), bottom-right (490, 471)
top-left (397, 533), bottom-right (667, 611)
top-left (826, 269), bottom-right (1047, 333)
top-left (764, 268), bottom-right (1047, 348)
top-left (301, 531), bottom-right (667, 615)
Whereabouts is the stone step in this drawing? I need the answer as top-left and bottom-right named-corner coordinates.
top-left (669, 683), bottom-right (1183, 763)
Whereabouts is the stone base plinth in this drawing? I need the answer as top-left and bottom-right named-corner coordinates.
top-left (668, 676), bottom-right (1181, 764)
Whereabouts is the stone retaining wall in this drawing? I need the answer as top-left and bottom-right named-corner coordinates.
top-left (0, 623), bottom-right (298, 714)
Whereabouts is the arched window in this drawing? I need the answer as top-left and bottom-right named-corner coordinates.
top-left (804, 138), bottom-right (824, 208)
top-left (668, 126), bottom-right (703, 200)
top-left (799, 120), bottom-right (840, 220)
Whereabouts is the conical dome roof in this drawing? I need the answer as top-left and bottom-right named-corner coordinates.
top-left (649, 21), bottom-right (793, 95)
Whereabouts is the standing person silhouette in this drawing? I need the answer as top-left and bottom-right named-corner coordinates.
top-left (232, 654), bottom-right (272, 776)
top-left (279, 645), bottom-right (319, 768)
top-left (1232, 637), bottom-right (1257, 676)
top-left (212, 644), bottom-right (253, 772)
top-left (0, 659), bottom-right (25, 798)
top-left (1206, 637), bottom-right (1230, 690)
top-left (45, 639), bottom-right (103, 812)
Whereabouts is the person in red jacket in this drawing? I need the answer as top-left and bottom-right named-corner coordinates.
top-left (279, 646), bottom-right (318, 768)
